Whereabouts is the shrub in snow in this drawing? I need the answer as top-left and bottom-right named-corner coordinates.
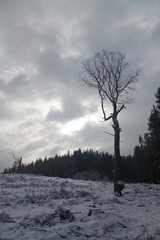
top-left (74, 190), bottom-right (91, 198)
top-left (34, 213), bottom-right (56, 226)
top-left (25, 191), bottom-right (36, 204)
top-left (73, 170), bottom-right (101, 181)
top-left (0, 212), bottom-right (13, 223)
top-left (58, 207), bottom-right (74, 222)
top-left (20, 213), bottom-right (56, 228)
top-left (20, 207), bottom-right (75, 229)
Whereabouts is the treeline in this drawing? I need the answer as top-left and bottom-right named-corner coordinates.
top-left (4, 149), bottom-right (114, 181)
top-left (4, 148), bottom-right (153, 182)
top-left (4, 87), bottom-right (160, 183)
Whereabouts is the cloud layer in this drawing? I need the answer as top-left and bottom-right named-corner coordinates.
top-left (0, 0), bottom-right (160, 171)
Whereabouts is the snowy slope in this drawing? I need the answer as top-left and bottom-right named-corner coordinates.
top-left (0, 174), bottom-right (160, 240)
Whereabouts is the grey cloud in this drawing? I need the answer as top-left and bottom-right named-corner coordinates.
top-left (40, 121), bottom-right (113, 157)
top-left (46, 96), bottom-right (85, 122)
top-left (46, 88), bottom-right (100, 123)
top-left (24, 139), bottom-right (45, 153)
top-left (151, 23), bottom-right (160, 45)
top-left (0, 100), bottom-right (14, 120)
top-left (36, 50), bottom-right (66, 80)
top-left (0, 0), bottom-right (160, 171)
top-left (64, 121), bottom-right (114, 153)
top-left (48, 146), bottom-right (64, 157)
top-left (0, 148), bottom-right (13, 171)
top-left (0, 74), bottom-right (31, 99)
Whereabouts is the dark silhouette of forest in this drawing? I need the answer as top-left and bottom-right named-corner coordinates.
top-left (4, 87), bottom-right (160, 184)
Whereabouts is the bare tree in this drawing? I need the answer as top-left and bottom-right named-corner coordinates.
top-left (11, 152), bottom-right (22, 173)
top-left (80, 50), bottom-right (140, 194)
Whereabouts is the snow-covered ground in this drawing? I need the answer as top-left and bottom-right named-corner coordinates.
top-left (0, 174), bottom-right (160, 240)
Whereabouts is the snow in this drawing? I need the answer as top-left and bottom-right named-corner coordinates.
top-left (0, 174), bottom-right (160, 240)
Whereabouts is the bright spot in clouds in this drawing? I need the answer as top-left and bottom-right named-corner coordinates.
top-left (62, 118), bottom-right (85, 135)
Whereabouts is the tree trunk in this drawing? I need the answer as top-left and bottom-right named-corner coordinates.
top-left (113, 116), bottom-right (121, 193)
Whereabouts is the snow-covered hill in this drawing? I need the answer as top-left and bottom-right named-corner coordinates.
top-left (0, 174), bottom-right (160, 240)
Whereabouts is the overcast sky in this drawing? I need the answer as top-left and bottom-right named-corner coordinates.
top-left (0, 0), bottom-right (160, 171)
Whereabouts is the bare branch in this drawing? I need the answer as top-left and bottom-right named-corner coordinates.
top-left (11, 152), bottom-right (20, 162)
top-left (98, 86), bottom-right (113, 121)
top-left (10, 152), bottom-right (22, 172)
top-left (81, 51), bottom-right (139, 108)
top-left (116, 104), bottom-right (126, 116)
top-left (104, 131), bottom-right (114, 137)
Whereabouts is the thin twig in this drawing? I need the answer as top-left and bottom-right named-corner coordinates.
top-left (117, 221), bottom-right (127, 228)
top-left (4, 220), bottom-right (16, 223)
top-left (70, 229), bottom-right (89, 237)
top-left (104, 131), bottom-right (114, 137)
top-left (36, 229), bottom-right (47, 232)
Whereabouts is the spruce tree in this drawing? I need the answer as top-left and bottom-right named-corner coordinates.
top-left (148, 87), bottom-right (160, 183)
